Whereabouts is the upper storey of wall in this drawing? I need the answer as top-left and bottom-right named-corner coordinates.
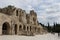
top-left (30, 10), bottom-right (37, 16)
top-left (0, 5), bottom-right (37, 19)
top-left (0, 5), bottom-right (16, 15)
top-left (0, 5), bottom-right (38, 25)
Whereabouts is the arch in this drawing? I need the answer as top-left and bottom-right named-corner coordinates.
top-left (15, 24), bottom-right (17, 34)
top-left (30, 26), bottom-right (31, 31)
top-left (23, 25), bottom-right (26, 30)
top-left (16, 10), bottom-right (18, 16)
top-left (2, 22), bottom-right (10, 35)
top-left (19, 25), bottom-right (22, 31)
top-left (27, 26), bottom-right (29, 31)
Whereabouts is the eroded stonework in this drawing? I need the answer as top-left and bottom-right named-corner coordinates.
top-left (0, 5), bottom-right (46, 36)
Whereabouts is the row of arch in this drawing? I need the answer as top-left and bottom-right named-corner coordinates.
top-left (19, 25), bottom-right (31, 31)
top-left (2, 22), bottom-right (40, 35)
top-left (19, 25), bottom-right (40, 33)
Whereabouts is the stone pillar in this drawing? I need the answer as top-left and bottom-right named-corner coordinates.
top-left (38, 28), bottom-right (40, 33)
top-left (36, 28), bottom-right (38, 33)
top-left (11, 24), bottom-right (15, 35)
top-left (26, 26), bottom-right (27, 31)
top-left (22, 25), bottom-right (23, 30)
top-left (17, 25), bottom-right (19, 35)
top-left (31, 27), bottom-right (35, 33)
top-left (0, 26), bottom-right (2, 35)
top-left (9, 26), bottom-right (12, 35)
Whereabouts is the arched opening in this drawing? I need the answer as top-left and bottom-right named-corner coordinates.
top-left (30, 26), bottom-right (31, 31)
top-left (16, 10), bottom-right (18, 16)
top-left (19, 25), bottom-right (22, 31)
top-left (23, 25), bottom-right (26, 30)
top-left (2, 22), bottom-right (10, 35)
top-left (27, 26), bottom-right (29, 31)
top-left (15, 24), bottom-right (17, 34)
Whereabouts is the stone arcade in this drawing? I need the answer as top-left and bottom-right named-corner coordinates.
top-left (0, 5), bottom-right (45, 36)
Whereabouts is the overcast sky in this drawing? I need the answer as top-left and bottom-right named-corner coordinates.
top-left (0, 0), bottom-right (60, 25)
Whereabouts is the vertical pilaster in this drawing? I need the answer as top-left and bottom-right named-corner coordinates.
top-left (17, 25), bottom-right (19, 35)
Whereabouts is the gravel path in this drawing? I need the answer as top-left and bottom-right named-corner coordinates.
top-left (0, 33), bottom-right (60, 40)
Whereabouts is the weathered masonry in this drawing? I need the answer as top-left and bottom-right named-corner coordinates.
top-left (0, 5), bottom-right (45, 36)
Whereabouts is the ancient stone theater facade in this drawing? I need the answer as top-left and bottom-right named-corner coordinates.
top-left (0, 5), bottom-right (44, 36)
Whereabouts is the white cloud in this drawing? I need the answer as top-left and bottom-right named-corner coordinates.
top-left (0, 0), bottom-right (60, 25)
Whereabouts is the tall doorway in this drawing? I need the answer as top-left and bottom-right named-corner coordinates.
top-left (2, 22), bottom-right (10, 35)
top-left (15, 24), bottom-right (17, 34)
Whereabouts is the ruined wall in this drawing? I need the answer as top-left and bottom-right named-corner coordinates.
top-left (0, 5), bottom-right (45, 36)
top-left (30, 10), bottom-right (37, 25)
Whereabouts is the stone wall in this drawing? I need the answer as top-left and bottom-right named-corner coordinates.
top-left (0, 5), bottom-right (45, 36)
